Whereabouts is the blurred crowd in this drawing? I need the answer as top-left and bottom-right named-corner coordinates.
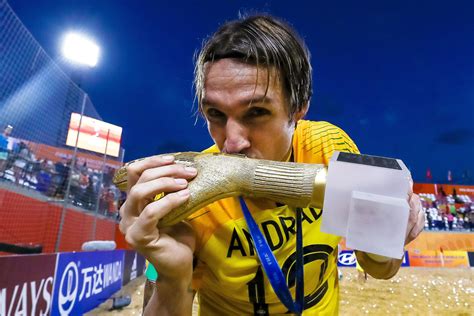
top-left (420, 187), bottom-right (473, 232)
top-left (2, 126), bottom-right (474, 228)
top-left (0, 126), bottom-right (123, 217)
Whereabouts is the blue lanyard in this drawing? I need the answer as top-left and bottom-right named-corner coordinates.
top-left (239, 197), bottom-right (304, 314)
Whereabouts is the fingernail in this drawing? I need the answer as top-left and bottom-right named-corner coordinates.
top-left (185, 166), bottom-right (197, 173)
top-left (175, 178), bottom-right (187, 185)
top-left (162, 155), bottom-right (174, 161)
top-left (178, 189), bottom-right (190, 196)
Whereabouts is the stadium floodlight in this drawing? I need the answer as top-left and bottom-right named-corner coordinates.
top-left (61, 32), bottom-right (100, 67)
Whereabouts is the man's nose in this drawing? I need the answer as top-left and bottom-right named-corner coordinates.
top-left (222, 119), bottom-right (250, 154)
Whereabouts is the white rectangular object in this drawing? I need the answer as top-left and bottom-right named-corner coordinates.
top-left (346, 191), bottom-right (409, 258)
top-left (321, 151), bottom-right (412, 259)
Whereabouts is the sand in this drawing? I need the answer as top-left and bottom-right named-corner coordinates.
top-left (87, 268), bottom-right (473, 315)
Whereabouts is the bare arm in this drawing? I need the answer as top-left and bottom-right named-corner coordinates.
top-left (119, 155), bottom-right (198, 315)
top-left (144, 275), bottom-right (195, 316)
top-left (143, 222), bottom-right (195, 315)
top-left (142, 279), bottom-right (155, 313)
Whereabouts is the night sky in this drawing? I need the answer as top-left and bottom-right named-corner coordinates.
top-left (8, 0), bottom-right (474, 184)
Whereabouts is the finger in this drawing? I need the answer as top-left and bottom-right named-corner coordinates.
top-left (119, 200), bottom-right (127, 219)
top-left (136, 164), bottom-right (197, 185)
top-left (126, 155), bottom-right (176, 191)
top-left (408, 207), bottom-right (425, 243)
top-left (406, 194), bottom-right (418, 231)
top-left (405, 193), bottom-right (421, 237)
top-left (137, 189), bottom-right (191, 230)
top-left (126, 177), bottom-right (189, 217)
top-left (407, 178), bottom-right (414, 196)
top-left (119, 201), bottom-right (131, 233)
top-left (125, 190), bottom-right (190, 248)
top-left (416, 207), bottom-right (425, 232)
top-left (405, 196), bottom-right (424, 244)
top-left (409, 194), bottom-right (421, 214)
top-left (119, 200), bottom-right (137, 234)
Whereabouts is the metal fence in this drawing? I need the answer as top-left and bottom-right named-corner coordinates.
top-left (0, 0), bottom-right (123, 253)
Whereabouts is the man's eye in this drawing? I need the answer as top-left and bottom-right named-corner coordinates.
top-left (247, 108), bottom-right (270, 118)
top-left (206, 108), bottom-right (225, 119)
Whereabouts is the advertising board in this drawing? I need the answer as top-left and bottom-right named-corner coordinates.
top-left (0, 254), bottom-right (57, 316)
top-left (51, 250), bottom-right (124, 315)
top-left (122, 250), bottom-right (146, 285)
top-left (66, 113), bottom-right (122, 157)
top-left (408, 250), bottom-right (470, 268)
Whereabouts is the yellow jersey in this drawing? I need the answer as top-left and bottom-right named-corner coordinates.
top-left (188, 120), bottom-right (359, 315)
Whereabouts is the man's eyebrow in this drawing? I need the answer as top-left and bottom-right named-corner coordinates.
top-left (202, 95), bottom-right (273, 108)
top-left (200, 98), bottom-right (213, 108)
top-left (240, 95), bottom-right (273, 106)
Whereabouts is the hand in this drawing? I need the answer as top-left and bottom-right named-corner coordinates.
top-left (356, 182), bottom-right (425, 279)
top-left (405, 181), bottom-right (425, 245)
top-left (119, 155), bottom-right (198, 279)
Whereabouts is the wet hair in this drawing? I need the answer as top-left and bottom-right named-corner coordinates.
top-left (194, 15), bottom-right (312, 120)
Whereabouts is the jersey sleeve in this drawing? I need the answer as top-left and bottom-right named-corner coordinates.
top-left (292, 120), bottom-right (360, 165)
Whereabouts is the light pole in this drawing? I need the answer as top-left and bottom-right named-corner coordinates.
top-left (55, 32), bottom-right (100, 252)
top-left (55, 32), bottom-right (101, 146)
top-left (61, 32), bottom-right (100, 68)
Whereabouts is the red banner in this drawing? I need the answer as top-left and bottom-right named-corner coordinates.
top-left (0, 254), bottom-right (57, 315)
top-left (413, 183), bottom-right (474, 195)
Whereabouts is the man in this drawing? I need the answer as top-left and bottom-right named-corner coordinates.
top-left (0, 125), bottom-right (13, 177)
top-left (120, 15), bottom-right (424, 315)
top-left (53, 158), bottom-right (70, 198)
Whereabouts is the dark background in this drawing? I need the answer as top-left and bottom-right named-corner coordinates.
top-left (8, 0), bottom-right (474, 184)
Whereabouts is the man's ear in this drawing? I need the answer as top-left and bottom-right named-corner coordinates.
top-left (293, 102), bottom-right (309, 122)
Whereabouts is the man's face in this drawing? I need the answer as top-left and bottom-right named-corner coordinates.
top-left (202, 58), bottom-right (306, 161)
top-left (4, 127), bottom-right (12, 136)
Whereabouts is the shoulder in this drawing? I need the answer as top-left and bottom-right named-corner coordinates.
top-left (295, 120), bottom-right (355, 143)
top-left (293, 120), bottom-right (360, 165)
